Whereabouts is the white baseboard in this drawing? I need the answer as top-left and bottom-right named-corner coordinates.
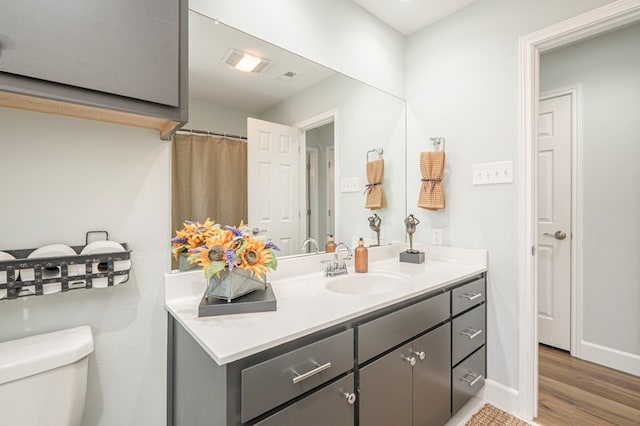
top-left (578, 340), bottom-right (640, 376)
top-left (478, 379), bottom-right (520, 415)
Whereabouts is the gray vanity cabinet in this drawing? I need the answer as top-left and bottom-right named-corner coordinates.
top-left (168, 273), bottom-right (487, 426)
top-left (450, 277), bottom-right (487, 413)
top-left (359, 343), bottom-right (414, 426)
top-left (412, 324), bottom-right (452, 426)
top-left (255, 374), bottom-right (355, 426)
top-left (0, 0), bottom-right (188, 138)
top-left (357, 292), bottom-right (452, 426)
top-left (360, 324), bottom-right (452, 426)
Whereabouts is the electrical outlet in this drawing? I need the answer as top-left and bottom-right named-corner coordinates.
top-left (340, 177), bottom-right (360, 193)
top-left (432, 228), bottom-right (443, 245)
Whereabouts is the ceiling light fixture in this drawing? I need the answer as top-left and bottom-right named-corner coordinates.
top-left (221, 48), bottom-right (272, 73)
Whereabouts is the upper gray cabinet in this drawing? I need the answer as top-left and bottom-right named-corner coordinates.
top-left (0, 0), bottom-right (187, 139)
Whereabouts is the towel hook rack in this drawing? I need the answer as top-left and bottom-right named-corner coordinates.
top-left (366, 148), bottom-right (384, 162)
top-left (430, 137), bottom-right (445, 151)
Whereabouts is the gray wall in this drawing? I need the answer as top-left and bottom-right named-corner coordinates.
top-left (0, 107), bottom-right (169, 426)
top-left (187, 96), bottom-right (251, 136)
top-left (404, 0), bottom-right (615, 390)
top-left (541, 22), bottom-right (640, 356)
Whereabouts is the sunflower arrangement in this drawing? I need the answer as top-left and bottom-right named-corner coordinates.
top-left (172, 219), bottom-right (279, 281)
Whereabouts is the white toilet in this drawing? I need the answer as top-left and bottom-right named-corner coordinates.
top-left (0, 326), bottom-right (94, 426)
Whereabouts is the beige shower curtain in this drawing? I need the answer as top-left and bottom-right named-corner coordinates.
top-left (172, 133), bottom-right (248, 237)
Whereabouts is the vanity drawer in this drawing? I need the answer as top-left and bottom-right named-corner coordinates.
top-left (452, 304), bottom-right (485, 366)
top-left (358, 292), bottom-right (449, 363)
top-left (241, 329), bottom-right (354, 422)
top-left (452, 347), bottom-right (485, 413)
top-left (452, 277), bottom-right (485, 316)
top-left (255, 373), bottom-right (355, 426)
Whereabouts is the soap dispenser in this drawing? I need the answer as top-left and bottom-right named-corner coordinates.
top-left (355, 238), bottom-right (368, 273)
top-left (325, 234), bottom-right (337, 253)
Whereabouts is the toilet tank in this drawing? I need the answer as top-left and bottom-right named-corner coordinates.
top-left (0, 326), bottom-right (94, 426)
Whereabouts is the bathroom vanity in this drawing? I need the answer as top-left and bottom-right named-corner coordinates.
top-left (165, 245), bottom-right (487, 425)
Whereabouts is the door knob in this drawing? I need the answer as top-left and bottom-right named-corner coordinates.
top-left (543, 230), bottom-right (567, 240)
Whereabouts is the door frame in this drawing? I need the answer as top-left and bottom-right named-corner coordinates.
top-left (306, 147), bottom-right (319, 241)
top-left (538, 87), bottom-right (581, 357)
top-left (518, 0), bottom-right (640, 420)
top-left (295, 109), bottom-right (339, 244)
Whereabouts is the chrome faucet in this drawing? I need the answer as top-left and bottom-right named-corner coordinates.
top-left (301, 238), bottom-right (320, 254)
top-left (322, 242), bottom-right (352, 277)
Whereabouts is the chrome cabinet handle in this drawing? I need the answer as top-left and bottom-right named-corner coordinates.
top-left (461, 292), bottom-right (482, 301)
top-left (341, 391), bottom-right (357, 405)
top-left (411, 350), bottom-right (426, 360)
top-left (543, 230), bottom-right (567, 240)
top-left (462, 372), bottom-right (483, 387)
top-left (292, 361), bottom-right (332, 384)
top-left (461, 328), bottom-right (482, 339)
top-left (401, 355), bottom-right (417, 366)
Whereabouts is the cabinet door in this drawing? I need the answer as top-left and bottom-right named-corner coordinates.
top-left (359, 344), bottom-right (413, 426)
top-left (0, 0), bottom-right (179, 107)
top-left (255, 374), bottom-right (355, 426)
top-left (412, 324), bottom-right (451, 426)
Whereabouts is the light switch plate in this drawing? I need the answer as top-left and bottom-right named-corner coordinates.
top-left (473, 160), bottom-right (514, 185)
top-left (340, 177), bottom-right (360, 193)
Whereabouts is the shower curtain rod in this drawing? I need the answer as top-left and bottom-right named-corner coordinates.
top-left (176, 127), bottom-right (248, 141)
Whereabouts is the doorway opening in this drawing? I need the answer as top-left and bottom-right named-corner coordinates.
top-left (519, 0), bottom-right (640, 421)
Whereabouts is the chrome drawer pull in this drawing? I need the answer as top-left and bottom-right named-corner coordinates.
top-left (462, 372), bottom-right (483, 387)
top-left (292, 361), bottom-right (332, 384)
top-left (461, 328), bottom-right (482, 339)
top-left (461, 292), bottom-right (482, 301)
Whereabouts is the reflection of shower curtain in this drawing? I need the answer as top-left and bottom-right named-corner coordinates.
top-left (172, 133), bottom-right (247, 239)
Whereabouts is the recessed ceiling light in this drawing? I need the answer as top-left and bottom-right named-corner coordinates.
top-left (221, 48), bottom-right (272, 73)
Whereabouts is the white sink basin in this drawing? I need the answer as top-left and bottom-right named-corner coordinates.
top-left (323, 272), bottom-right (411, 295)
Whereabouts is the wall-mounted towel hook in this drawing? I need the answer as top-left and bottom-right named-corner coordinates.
top-left (366, 148), bottom-right (384, 162)
top-left (430, 137), bottom-right (445, 151)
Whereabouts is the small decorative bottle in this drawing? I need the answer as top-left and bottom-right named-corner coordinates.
top-left (355, 238), bottom-right (368, 273)
top-left (325, 234), bottom-right (337, 253)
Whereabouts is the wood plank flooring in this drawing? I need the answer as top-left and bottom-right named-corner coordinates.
top-left (536, 344), bottom-right (640, 425)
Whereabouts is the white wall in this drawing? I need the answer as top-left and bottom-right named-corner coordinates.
top-left (404, 0), bottom-right (615, 390)
top-left (260, 75), bottom-right (406, 247)
top-left (541, 22), bottom-right (640, 356)
top-left (189, 0), bottom-right (405, 98)
top-left (187, 96), bottom-right (251, 136)
top-left (0, 107), bottom-right (170, 426)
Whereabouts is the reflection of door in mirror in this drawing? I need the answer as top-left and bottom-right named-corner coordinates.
top-left (247, 118), bottom-right (300, 257)
top-left (304, 122), bottom-right (335, 251)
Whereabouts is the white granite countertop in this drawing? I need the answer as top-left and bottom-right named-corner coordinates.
top-left (164, 244), bottom-right (487, 365)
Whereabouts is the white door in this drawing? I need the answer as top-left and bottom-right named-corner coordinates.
top-left (247, 118), bottom-right (300, 256)
top-left (537, 94), bottom-right (572, 351)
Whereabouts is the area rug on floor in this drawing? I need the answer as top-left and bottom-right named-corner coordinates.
top-left (465, 404), bottom-right (530, 425)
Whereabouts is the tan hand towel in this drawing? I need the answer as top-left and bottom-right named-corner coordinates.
top-left (365, 159), bottom-right (387, 210)
top-left (418, 151), bottom-right (445, 210)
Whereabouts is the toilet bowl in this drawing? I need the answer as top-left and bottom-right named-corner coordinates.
top-left (0, 326), bottom-right (94, 426)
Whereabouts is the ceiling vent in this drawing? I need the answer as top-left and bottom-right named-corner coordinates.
top-left (221, 48), bottom-right (272, 73)
top-left (278, 71), bottom-right (298, 81)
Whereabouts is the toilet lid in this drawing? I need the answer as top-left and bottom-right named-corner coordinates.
top-left (0, 326), bottom-right (93, 385)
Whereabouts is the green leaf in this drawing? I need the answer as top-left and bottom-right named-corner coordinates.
top-left (204, 261), bottom-right (226, 279)
top-left (264, 250), bottom-right (278, 271)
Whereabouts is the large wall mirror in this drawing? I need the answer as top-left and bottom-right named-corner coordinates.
top-left (172, 11), bottom-right (407, 258)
